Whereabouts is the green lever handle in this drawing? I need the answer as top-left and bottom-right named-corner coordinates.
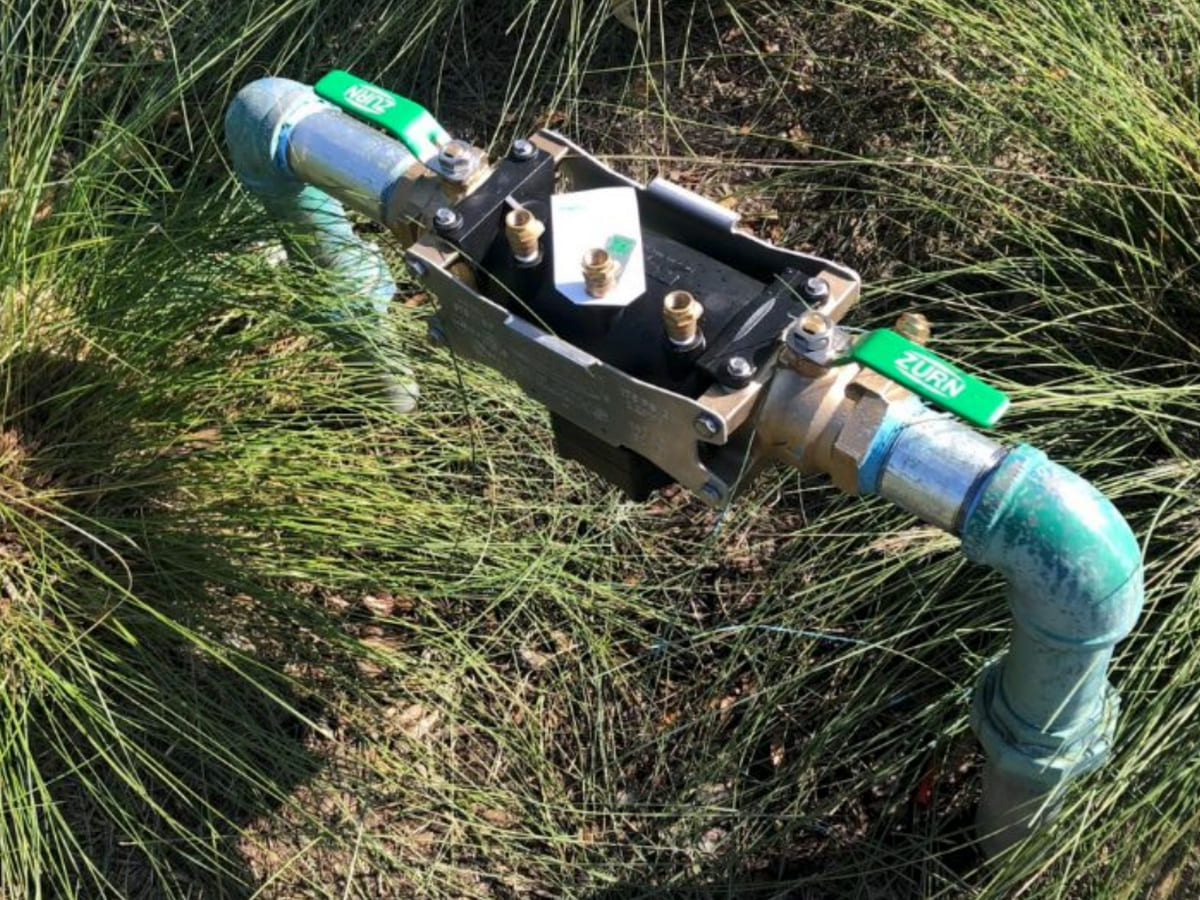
top-left (314, 69), bottom-right (450, 162)
top-left (844, 329), bottom-right (1010, 428)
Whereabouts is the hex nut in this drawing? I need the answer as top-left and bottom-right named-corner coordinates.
top-left (433, 207), bottom-right (462, 232)
top-left (437, 140), bottom-right (477, 182)
top-left (727, 356), bottom-right (753, 376)
top-left (828, 392), bottom-right (891, 495)
top-left (787, 311), bottom-right (834, 353)
top-left (725, 356), bottom-right (754, 385)
top-left (802, 276), bottom-right (831, 303)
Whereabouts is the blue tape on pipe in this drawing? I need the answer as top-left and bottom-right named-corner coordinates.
top-left (856, 396), bottom-right (924, 495)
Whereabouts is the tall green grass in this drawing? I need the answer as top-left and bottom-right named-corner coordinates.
top-left (2, 0), bottom-right (1199, 897)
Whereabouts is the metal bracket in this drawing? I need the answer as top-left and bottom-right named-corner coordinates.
top-left (646, 177), bottom-right (741, 231)
top-left (410, 243), bottom-right (742, 504)
top-left (401, 130), bottom-right (867, 506)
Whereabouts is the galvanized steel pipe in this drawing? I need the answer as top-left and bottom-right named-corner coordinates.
top-left (225, 77), bottom-right (419, 411)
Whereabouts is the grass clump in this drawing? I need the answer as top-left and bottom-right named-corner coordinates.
top-left (2, 0), bottom-right (1200, 897)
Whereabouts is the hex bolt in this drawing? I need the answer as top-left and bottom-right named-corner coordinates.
top-left (505, 207), bottom-right (545, 262)
top-left (789, 310), bottom-right (834, 353)
top-left (894, 311), bottom-right (931, 346)
top-left (510, 138), bottom-right (536, 161)
top-left (725, 356), bottom-right (754, 385)
top-left (693, 412), bottom-right (721, 439)
top-left (407, 255), bottom-right (428, 278)
top-left (437, 139), bottom-right (477, 183)
top-left (699, 481), bottom-right (724, 503)
top-left (581, 247), bottom-right (620, 298)
top-left (433, 207), bottom-right (462, 234)
top-left (801, 276), bottom-right (831, 304)
top-left (662, 289), bottom-right (703, 347)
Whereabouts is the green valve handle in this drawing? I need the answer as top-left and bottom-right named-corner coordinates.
top-left (314, 69), bottom-right (450, 162)
top-left (845, 329), bottom-right (1010, 428)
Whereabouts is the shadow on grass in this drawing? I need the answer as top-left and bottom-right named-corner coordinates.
top-left (3, 348), bottom-right (328, 899)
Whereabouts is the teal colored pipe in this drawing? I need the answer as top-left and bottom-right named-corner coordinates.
top-left (962, 444), bottom-right (1143, 854)
top-left (867, 408), bottom-right (1143, 856)
top-left (225, 77), bottom-right (419, 411)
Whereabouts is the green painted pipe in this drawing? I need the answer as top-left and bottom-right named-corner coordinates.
top-left (870, 410), bottom-right (1143, 856)
top-left (962, 444), bottom-right (1143, 855)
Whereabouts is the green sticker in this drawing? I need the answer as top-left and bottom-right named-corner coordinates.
top-left (314, 70), bottom-right (450, 162)
top-left (605, 234), bottom-right (637, 275)
top-left (845, 329), bottom-right (1010, 428)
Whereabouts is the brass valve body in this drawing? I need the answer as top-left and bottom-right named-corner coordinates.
top-left (755, 360), bottom-right (915, 495)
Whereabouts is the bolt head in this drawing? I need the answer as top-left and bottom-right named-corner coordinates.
top-left (510, 138), bottom-right (536, 161)
top-left (725, 356), bottom-right (754, 384)
top-left (693, 412), bottom-right (721, 439)
top-left (407, 255), bottom-right (428, 277)
top-left (802, 276), bottom-right (831, 303)
top-left (437, 140), bottom-right (477, 181)
top-left (699, 481), bottom-right (724, 503)
top-left (433, 207), bottom-right (462, 233)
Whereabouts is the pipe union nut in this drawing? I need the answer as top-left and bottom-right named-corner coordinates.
top-left (970, 658), bottom-right (1118, 787)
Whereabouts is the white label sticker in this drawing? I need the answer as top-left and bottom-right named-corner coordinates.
top-left (550, 187), bottom-right (646, 308)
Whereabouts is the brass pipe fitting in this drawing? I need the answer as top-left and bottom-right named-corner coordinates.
top-left (895, 311), bottom-right (931, 345)
top-left (662, 289), bottom-right (703, 347)
top-left (505, 208), bottom-right (545, 262)
top-left (755, 362), bottom-right (914, 495)
top-left (582, 248), bottom-right (619, 298)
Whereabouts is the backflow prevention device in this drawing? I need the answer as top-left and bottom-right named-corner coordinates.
top-left (226, 71), bottom-right (1144, 858)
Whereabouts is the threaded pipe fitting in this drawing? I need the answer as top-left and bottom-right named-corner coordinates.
top-left (662, 290), bottom-right (703, 347)
top-left (505, 208), bottom-right (545, 262)
top-left (581, 247), bottom-right (620, 298)
top-left (894, 311), bottom-right (931, 345)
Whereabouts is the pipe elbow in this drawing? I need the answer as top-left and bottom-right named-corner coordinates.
top-left (962, 444), bottom-right (1143, 651)
top-left (962, 445), bottom-right (1142, 853)
top-left (224, 77), bottom-right (320, 197)
top-left (224, 76), bottom-right (399, 320)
